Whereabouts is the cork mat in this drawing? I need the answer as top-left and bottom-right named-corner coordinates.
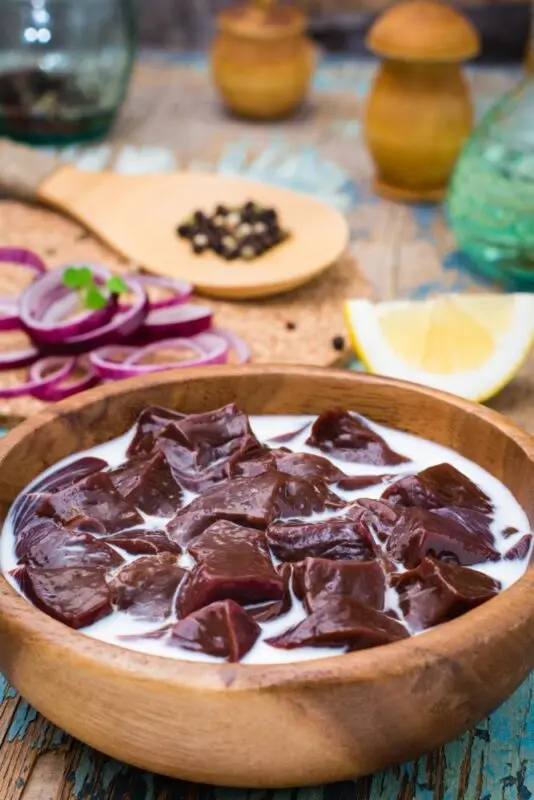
top-left (0, 201), bottom-right (369, 426)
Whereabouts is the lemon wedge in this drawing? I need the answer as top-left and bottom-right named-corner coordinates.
top-left (344, 294), bottom-right (534, 402)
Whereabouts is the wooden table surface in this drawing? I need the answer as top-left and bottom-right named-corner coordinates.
top-left (1, 54), bottom-right (534, 799)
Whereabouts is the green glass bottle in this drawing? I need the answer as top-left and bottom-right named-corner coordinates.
top-left (447, 76), bottom-right (534, 289)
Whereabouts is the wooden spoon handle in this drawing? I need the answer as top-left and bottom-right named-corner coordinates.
top-left (0, 139), bottom-right (61, 203)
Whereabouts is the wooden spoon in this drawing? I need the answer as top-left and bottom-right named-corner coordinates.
top-left (0, 139), bottom-right (349, 300)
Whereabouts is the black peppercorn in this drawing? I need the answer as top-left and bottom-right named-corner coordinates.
top-left (332, 335), bottom-right (345, 351)
top-left (177, 200), bottom-right (289, 261)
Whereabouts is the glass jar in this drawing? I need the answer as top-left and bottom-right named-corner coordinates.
top-left (447, 76), bottom-right (534, 289)
top-left (0, 0), bottom-right (136, 146)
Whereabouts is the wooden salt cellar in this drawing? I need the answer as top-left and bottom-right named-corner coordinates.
top-left (210, 0), bottom-right (314, 120)
top-left (364, 0), bottom-right (480, 202)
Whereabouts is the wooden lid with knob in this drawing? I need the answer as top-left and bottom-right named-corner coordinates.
top-left (216, 0), bottom-right (306, 40)
top-left (366, 0), bottom-right (480, 62)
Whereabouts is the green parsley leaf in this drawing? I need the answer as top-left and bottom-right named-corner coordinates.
top-left (106, 275), bottom-right (128, 295)
top-left (62, 265), bottom-right (93, 289)
top-left (84, 284), bottom-right (108, 310)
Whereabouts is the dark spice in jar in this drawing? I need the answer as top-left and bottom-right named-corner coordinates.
top-left (176, 201), bottom-right (290, 262)
top-left (0, 68), bottom-right (109, 141)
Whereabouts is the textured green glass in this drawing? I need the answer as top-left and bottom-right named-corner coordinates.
top-left (0, 0), bottom-right (136, 146)
top-left (447, 76), bottom-right (534, 289)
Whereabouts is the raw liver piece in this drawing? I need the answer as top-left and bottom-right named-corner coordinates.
top-left (168, 471), bottom-right (344, 545)
top-left (16, 518), bottom-right (123, 570)
top-left (13, 565), bottom-right (112, 629)
top-left (306, 409), bottom-right (409, 465)
top-left (12, 456), bottom-right (108, 536)
top-left (171, 599), bottom-right (261, 661)
top-left (163, 433), bottom-right (263, 493)
top-left (127, 405), bottom-right (186, 457)
top-left (433, 506), bottom-right (494, 545)
top-left (293, 558), bottom-right (386, 612)
top-left (37, 472), bottom-right (143, 533)
top-left (247, 563), bottom-right (293, 622)
top-left (352, 498), bottom-right (402, 542)
top-left (382, 463), bottom-right (493, 514)
top-left (336, 474), bottom-right (394, 492)
top-left (165, 403), bottom-right (255, 463)
top-left (385, 507), bottom-right (500, 567)
top-left (179, 521), bottom-right (285, 616)
top-left (266, 516), bottom-right (375, 562)
top-left (108, 451), bottom-right (183, 516)
top-left (226, 446), bottom-right (277, 478)
top-left (272, 473), bottom-right (344, 517)
top-left (266, 597), bottom-right (409, 651)
top-left (110, 553), bottom-right (187, 620)
top-left (226, 449), bottom-right (347, 484)
top-left (147, 404), bottom-right (263, 492)
top-left (274, 452), bottom-right (346, 484)
top-left (504, 534), bottom-right (533, 561)
top-left (392, 557), bottom-right (500, 630)
top-left (103, 528), bottom-right (181, 556)
top-left (267, 421), bottom-right (310, 444)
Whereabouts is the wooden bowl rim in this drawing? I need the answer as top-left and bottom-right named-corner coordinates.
top-left (1, 365), bottom-right (533, 693)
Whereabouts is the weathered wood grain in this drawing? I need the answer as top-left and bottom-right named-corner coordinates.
top-left (0, 672), bottom-right (533, 798)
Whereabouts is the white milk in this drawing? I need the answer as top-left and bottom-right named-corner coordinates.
top-left (1, 413), bottom-right (531, 665)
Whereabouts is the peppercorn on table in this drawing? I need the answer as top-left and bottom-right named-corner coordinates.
top-left (0, 54), bottom-right (532, 800)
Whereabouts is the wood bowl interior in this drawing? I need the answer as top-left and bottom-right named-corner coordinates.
top-left (0, 365), bottom-right (533, 788)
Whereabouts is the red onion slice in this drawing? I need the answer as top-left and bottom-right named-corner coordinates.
top-left (29, 357), bottom-right (99, 401)
top-left (130, 274), bottom-right (193, 310)
top-left (90, 332), bottom-right (229, 379)
top-left (0, 342), bottom-right (41, 371)
top-left (98, 345), bottom-right (138, 364)
top-left (129, 333), bottom-right (229, 368)
top-left (19, 266), bottom-right (118, 345)
top-left (131, 303), bottom-right (213, 344)
top-left (0, 355), bottom-right (75, 398)
top-left (0, 302), bottom-right (20, 332)
top-left (0, 248), bottom-right (47, 331)
top-left (0, 247), bottom-right (47, 274)
top-left (42, 276), bottom-right (149, 355)
top-left (213, 328), bottom-right (251, 364)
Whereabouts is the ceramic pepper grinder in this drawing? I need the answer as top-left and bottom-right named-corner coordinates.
top-left (364, 0), bottom-right (480, 202)
top-left (210, 0), bottom-right (314, 120)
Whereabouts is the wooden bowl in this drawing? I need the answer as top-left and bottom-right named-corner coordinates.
top-left (1, 365), bottom-right (534, 788)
